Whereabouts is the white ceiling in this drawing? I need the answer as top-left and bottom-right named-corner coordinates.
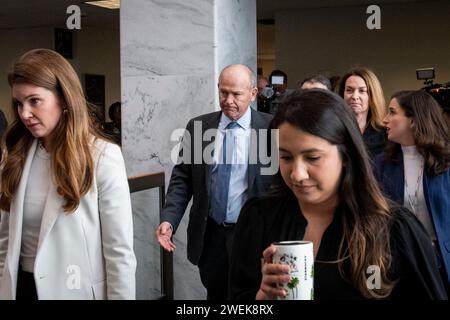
top-left (0, 0), bottom-right (430, 29)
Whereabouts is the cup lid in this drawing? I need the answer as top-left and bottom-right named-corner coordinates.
top-left (272, 240), bottom-right (312, 246)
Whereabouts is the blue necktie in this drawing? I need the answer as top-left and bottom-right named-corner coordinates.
top-left (210, 121), bottom-right (239, 224)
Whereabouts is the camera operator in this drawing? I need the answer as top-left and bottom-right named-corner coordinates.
top-left (257, 75), bottom-right (270, 113)
top-left (260, 70), bottom-right (294, 115)
top-left (429, 83), bottom-right (450, 128)
top-left (418, 70), bottom-right (450, 127)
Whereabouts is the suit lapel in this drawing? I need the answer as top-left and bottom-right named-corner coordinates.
top-left (385, 151), bottom-right (405, 204)
top-left (36, 181), bottom-right (64, 251)
top-left (8, 140), bottom-right (37, 276)
top-left (248, 109), bottom-right (260, 191)
top-left (204, 112), bottom-right (220, 198)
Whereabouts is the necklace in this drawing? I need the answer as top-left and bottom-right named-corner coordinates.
top-left (404, 162), bottom-right (424, 215)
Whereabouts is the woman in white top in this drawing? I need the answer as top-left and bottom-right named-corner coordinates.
top-left (375, 90), bottom-right (450, 294)
top-left (0, 49), bottom-right (136, 299)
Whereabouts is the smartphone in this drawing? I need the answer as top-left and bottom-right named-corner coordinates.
top-left (271, 75), bottom-right (284, 85)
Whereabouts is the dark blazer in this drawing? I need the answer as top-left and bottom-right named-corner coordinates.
top-left (374, 150), bottom-right (450, 284)
top-left (161, 109), bottom-right (274, 265)
top-left (363, 125), bottom-right (387, 158)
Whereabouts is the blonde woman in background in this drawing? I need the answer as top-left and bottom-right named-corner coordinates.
top-left (0, 49), bottom-right (136, 300)
top-left (339, 67), bottom-right (387, 158)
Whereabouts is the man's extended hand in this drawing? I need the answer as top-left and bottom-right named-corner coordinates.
top-left (155, 222), bottom-right (176, 252)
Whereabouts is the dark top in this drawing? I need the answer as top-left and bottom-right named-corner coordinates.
top-left (257, 96), bottom-right (270, 114)
top-left (269, 90), bottom-right (294, 115)
top-left (0, 110), bottom-right (8, 137)
top-left (229, 193), bottom-right (447, 300)
top-left (363, 125), bottom-right (387, 158)
top-left (103, 121), bottom-right (121, 145)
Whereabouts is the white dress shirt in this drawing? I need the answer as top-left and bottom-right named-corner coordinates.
top-left (211, 107), bottom-right (251, 223)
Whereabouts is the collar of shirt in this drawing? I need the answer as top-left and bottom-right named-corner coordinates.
top-left (219, 106), bottom-right (252, 130)
top-left (212, 106), bottom-right (252, 167)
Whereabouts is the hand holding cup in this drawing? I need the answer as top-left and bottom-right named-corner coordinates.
top-left (256, 245), bottom-right (292, 300)
top-left (271, 241), bottom-right (314, 300)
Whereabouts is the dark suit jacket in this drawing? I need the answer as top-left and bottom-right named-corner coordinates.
top-left (162, 109), bottom-right (274, 265)
top-left (374, 150), bottom-right (450, 284)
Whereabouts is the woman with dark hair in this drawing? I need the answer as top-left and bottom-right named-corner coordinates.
top-left (0, 49), bottom-right (136, 299)
top-left (339, 67), bottom-right (387, 157)
top-left (229, 89), bottom-right (446, 300)
top-left (375, 90), bottom-right (450, 294)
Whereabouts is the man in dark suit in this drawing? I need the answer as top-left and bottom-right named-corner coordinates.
top-left (156, 64), bottom-right (274, 300)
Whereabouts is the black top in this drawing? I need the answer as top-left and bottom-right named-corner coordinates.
top-left (103, 121), bottom-right (121, 145)
top-left (363, 125), bottom-right (387, 158)
top-left (229, 193), bottom-right (447, 300)
top-left (0, 109), bottom-right (8, 137)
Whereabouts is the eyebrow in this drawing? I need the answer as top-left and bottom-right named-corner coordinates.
top-left (219, 88), bottom-right (245, 94)
top-left (12, 94), bottom-right (39, 102)
top-left (345, 85), bottom-right (367, 89)
top-left (279, 147), bottom-right (324, 153)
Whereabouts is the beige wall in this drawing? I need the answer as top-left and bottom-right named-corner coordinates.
top-left (0, 28), bottom-right (53, 121)
top-left (275, 0), bottom-right (450, 99)
top-left (0, 26), bottom-right (120, 123)
top-left (257, 23), bottom-right (275, 78)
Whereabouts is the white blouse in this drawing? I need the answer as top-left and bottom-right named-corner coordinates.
top-left (402, 145), bottom-right (436, 240)
top-left (20, 143), bottom-right (51, 272)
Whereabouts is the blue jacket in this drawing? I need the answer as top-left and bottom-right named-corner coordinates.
top-left (374, 150), bottom-right (450, 284)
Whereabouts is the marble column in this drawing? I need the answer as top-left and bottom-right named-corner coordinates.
top-left (121, 0), bottom-right (256, 299)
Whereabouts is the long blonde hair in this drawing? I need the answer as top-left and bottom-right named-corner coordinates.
top-left (339, 67), bottom-right (387, 130)
top-left (1, 48), bottom-right (104, 213)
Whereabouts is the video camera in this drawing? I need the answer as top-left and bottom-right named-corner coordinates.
top-left (416, 68), bottom-right (450, 113)
top-left (258, 75), bottom-right (287, 114)
top-left (260, 75), bottom-right (286, 99)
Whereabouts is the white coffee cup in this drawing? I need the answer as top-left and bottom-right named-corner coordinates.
top-left (272, 240), bottom-right (314, 300)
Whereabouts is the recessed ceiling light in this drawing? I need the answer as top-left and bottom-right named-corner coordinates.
top-left (85, 0), bottom-right (120, 10)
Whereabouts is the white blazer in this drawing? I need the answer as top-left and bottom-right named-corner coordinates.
top-left (0, 139), bottom-right (136, 299)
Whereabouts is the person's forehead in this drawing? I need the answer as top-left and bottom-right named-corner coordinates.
top-left (346, 75), bottom-right (366, 86)
top-left (219, 73), bottom-right (251, 86)
top-left (221, 66), bottom-right (250, 79)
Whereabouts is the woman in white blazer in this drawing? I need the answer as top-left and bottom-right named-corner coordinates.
top-left (0, 49), bottom-right (136, 299)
